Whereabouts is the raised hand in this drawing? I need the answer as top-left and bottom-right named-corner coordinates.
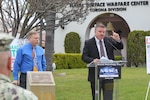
top-left (110, 31), bottom-right (121, 41)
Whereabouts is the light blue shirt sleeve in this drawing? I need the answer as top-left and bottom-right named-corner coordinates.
top-left (36, 46), bottom-right (47, 71)
top-left (13, 48), bottom-right (22, 80)
top-left (42, 54), bottom-right (47, 71)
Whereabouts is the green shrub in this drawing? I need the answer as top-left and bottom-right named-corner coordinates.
top-left (53, 53), bottom-right (87, 69)
top-left (127, 30), bottom-right (150, 67)
top-left (115, 56), bottom-right (122, 60)
top-left (53, 53), bottom-right (122, 69)
top-left (64, 32), bottom-right (81, 53)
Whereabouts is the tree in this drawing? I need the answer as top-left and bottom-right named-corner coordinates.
top-left (28, 0), bottom-right (95, 71)
top-left (0, 0), bottom-right (43, 37)
top-left (0, 0), bottom-right (94, 71)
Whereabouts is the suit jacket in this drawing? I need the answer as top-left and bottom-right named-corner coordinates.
top-left (82, 36), bottom-right (123, 82)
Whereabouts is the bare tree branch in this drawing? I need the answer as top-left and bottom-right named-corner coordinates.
top-left (0, 0), bottom-right (94, 71)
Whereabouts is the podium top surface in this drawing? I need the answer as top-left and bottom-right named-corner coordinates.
top-left (97, 60), bottom-right (127, 66)
top-left (87, 60), bottom-right (127, 67)
top-left (27, 71), bottom-right (55, 85)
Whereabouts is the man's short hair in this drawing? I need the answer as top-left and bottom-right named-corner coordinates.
top-left (95, 23), bottom-right (106, 29)
top-left (26, 31), bottom-right (39, 39)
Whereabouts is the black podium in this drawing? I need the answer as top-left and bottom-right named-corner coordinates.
top-left (88, 59), bottom-right (126, 100)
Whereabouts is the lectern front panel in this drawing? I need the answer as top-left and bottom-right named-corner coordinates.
top-left (97, 65), bottom-right (121, 79)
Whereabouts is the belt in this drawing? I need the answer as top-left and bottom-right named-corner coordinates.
top-left (20, 73), bottom-right (27, 75)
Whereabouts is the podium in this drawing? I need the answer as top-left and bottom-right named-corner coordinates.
top-left (88, 59), bottom-right (126, 100)
top-left (27, 71), bottom-right (55, 100)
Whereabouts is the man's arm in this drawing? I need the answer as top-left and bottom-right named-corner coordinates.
top-left (82, 40), bottom-right (94, 64)
top-left (42, 54), bottom-right (47, 71)
top-left (13, 48), bottom-right (22, 84)
top-left (110, 31), bottom-right (123, 50)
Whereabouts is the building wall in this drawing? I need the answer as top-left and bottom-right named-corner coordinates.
top-left (54, 0), bottom-right (150, 55)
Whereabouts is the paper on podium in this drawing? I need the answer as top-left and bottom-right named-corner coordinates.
top-left (87, 57), bottom-right (110, 67)
top-left (100, 57), bottom-right (113, 63)
top-left (99, 57), bottom-right (127, 66)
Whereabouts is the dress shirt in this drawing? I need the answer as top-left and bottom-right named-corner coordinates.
top-left (94, 37), bottom-right (108, 58)
top-left (13, 43), bottom-right (46, 80)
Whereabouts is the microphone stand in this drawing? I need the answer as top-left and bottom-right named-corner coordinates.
top-left (106, 37), bottom-right (126, 62)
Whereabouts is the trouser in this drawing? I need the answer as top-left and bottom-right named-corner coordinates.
top-left (90, 79), bottom-right (114, 100)
top-left (19, 73), bottom-right (27, 89)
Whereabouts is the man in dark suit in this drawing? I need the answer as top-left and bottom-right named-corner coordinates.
top-left (82, 23), bottom-right (123, 100)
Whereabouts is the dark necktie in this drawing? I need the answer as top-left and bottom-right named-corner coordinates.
top-left (99, 40), bottom-right (105, 57)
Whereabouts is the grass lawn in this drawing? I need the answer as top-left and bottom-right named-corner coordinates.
top-left (53, 67), bottom-right (150, 100)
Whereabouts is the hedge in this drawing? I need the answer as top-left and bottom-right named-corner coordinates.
top-left (53, 53), bottom-right (122, 69)
top-left (127, 30), bottom-right (150, 67)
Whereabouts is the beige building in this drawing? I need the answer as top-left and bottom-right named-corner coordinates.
top-left (54, 0), bottom-right (150, 62)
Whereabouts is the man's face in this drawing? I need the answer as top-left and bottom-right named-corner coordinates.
top-left (95, 27), bottom-right (106, 40)
top-left (29, 33), bottom-right (39, 46)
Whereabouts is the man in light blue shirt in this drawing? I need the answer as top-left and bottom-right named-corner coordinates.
top-left (13, 31), bottom-right (47, 89)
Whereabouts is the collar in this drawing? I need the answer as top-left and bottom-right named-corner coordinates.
top-left (94, 36), bottom-right (104, 43)
top-left (27, 42), bottom-right (37, 49)
top-left (0, 74), bottom-right (11, 82)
